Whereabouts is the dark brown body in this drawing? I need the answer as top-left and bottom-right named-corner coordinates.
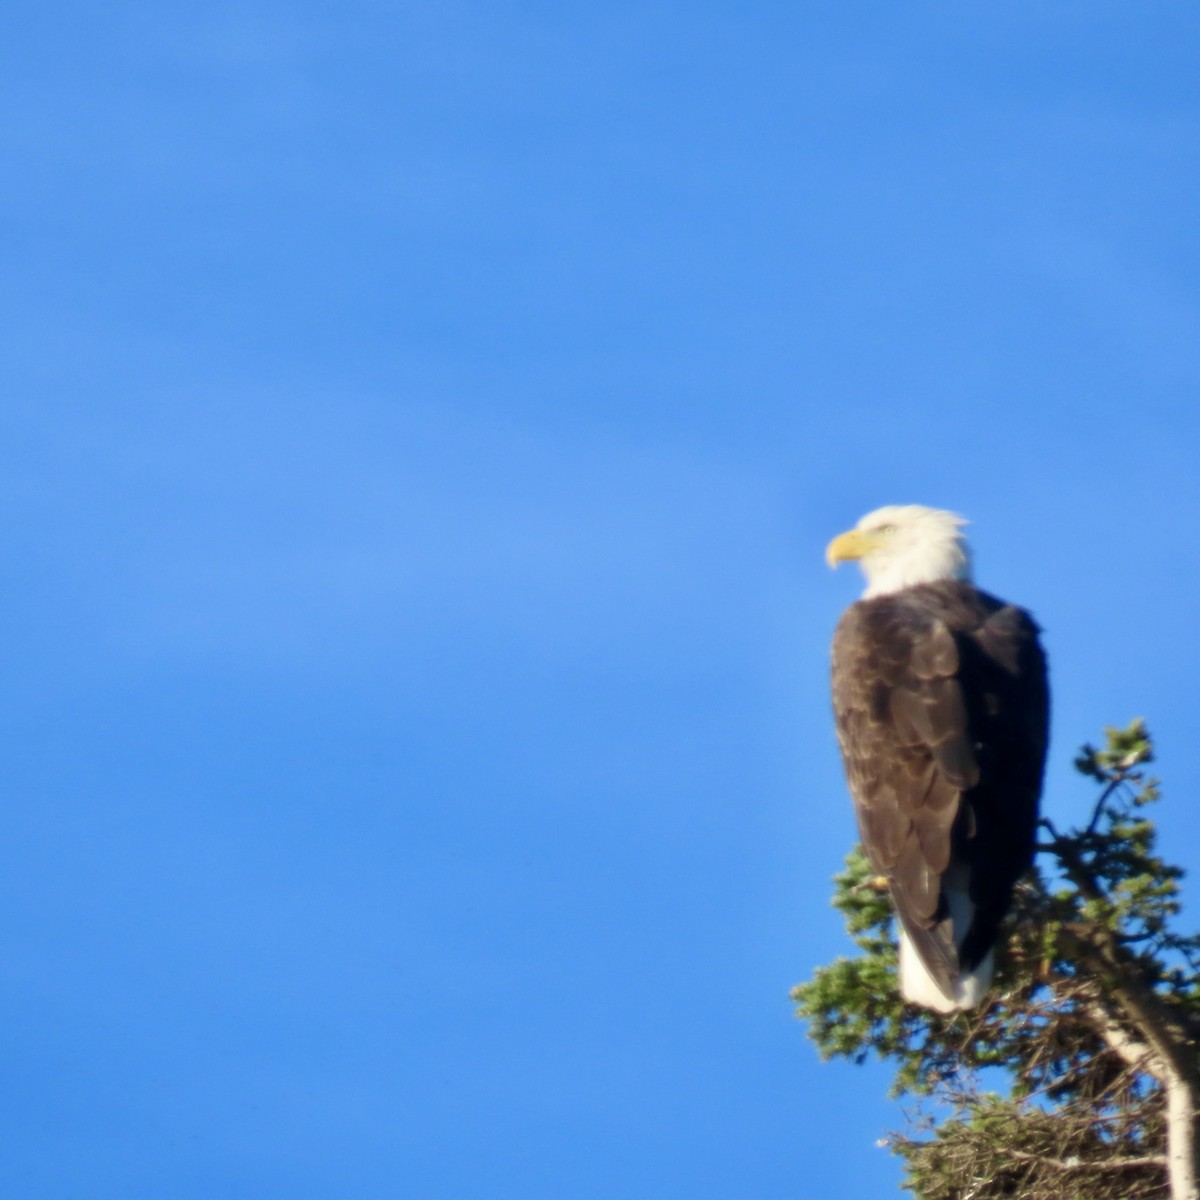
top-left (831, 580), bottom-right (1049, 998)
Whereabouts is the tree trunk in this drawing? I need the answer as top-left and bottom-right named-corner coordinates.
top-left (1163, 1059), bottom-right (1198, 1200)
top-left (1085, 982), bottom-right (1199, 1200)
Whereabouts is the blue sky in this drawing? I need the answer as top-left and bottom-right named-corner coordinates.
top-left (2, 3), bottom-right (1199, 1197)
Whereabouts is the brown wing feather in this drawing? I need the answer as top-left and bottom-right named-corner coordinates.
top-left (831, 580), bottom-right (1048, 1001)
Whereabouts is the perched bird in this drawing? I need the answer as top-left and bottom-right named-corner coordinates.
top-left (825, 505), bottom-right (1048, 1012)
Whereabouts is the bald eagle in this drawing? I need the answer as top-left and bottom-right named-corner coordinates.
top-left (826, 505), bottom-right (1048, 1012)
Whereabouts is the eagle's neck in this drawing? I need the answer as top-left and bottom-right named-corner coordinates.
top-left (861, 544), bottom-right (972, 599)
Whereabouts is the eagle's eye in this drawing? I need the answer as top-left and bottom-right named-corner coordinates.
top-left (875, 524), bottom-right (897, 535)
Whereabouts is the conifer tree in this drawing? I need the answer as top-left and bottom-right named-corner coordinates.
top-left (794, 721), bottom-right (1200, 1200)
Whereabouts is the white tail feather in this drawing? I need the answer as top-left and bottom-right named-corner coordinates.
top-left (899, 930), bottom-right (993, 1011)
top-left (898, 881), bottom-right (993, 1011)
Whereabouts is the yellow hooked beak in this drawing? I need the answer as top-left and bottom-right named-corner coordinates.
top-left (825, 528), bottom-right (885, 568)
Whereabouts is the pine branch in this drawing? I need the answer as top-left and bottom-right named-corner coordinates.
top-left (1006, 1147), bottom-right (1168, 1173)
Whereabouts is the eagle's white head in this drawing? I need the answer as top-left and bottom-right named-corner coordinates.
top-left (825, 504), bottom-right (972, 599)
